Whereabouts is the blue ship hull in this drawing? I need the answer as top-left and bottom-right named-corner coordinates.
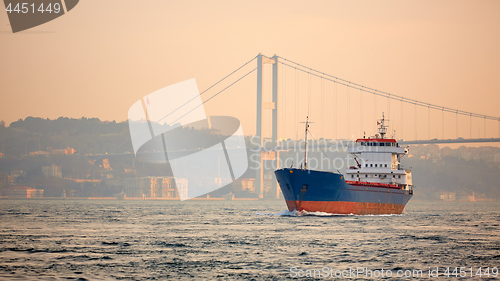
top-left (275, 168), bottom-right (413, 215)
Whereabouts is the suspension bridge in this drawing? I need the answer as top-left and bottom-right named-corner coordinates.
top-left (94, 53), bottom-right (500, 199)
top-left (190, 53), bottom-right (499, 143)
top-left (193, 53), bottom-right (500, 198)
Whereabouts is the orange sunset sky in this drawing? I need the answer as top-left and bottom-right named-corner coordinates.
top-left (1, 0), bottom-right (499, 141)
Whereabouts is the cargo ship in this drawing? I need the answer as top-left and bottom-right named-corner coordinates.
top-left (275, 114), bottom-right (413, 215)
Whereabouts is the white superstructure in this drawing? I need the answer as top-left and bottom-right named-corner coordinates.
top-left (345, 114), bottom-right (413, 191)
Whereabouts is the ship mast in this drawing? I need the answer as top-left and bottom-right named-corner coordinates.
top-left (301, 116), bottom-right (312, 170)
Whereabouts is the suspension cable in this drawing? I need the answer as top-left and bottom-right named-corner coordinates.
top-left (360, 88), bottom-right (363, 137)
top-left (334, 82), bottom-right (337, 139)
top-left (277, 57), bottom-right (500, 121)
top-left (414, 103), bottom-right (417, 140)
top-left (168, 68), bottom-right (257, 126)
top-left (470, 114), bottom-right (472, 139)
top-left (484, 117), bottom-right (486, 138)
top-left (428, 106), bottom-right (431, 139)
top-left (321, 77), bottom-right (324, 138)
top-left (282, 64), bottom-right (286, 140)
top-left (157, 56), bottom-right (257, 124)
top-left (307, 73), bottom-right (312, 116)
top-left (347, 84), bottom-right (350, 138)
top-left (295, 68), bottom-right (299, 140)
top-left (401, 99), bottom-right (403, 139)
top-left (442, 108), bottom-right (444, 139)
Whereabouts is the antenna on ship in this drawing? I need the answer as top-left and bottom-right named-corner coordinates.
top-left (377, 112), bottom-right (388, 139)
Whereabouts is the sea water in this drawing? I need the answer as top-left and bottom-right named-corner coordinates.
top-left (0, 200), bottom-right (499, 280)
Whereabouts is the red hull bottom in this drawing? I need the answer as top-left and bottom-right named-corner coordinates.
top-left (286, 200), bottom-right (405, 215)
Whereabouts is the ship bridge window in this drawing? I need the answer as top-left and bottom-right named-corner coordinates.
top-left (398, 175), bottom-right (401, 179)
top-left (385, 164), bottom-right (388, 168)
top-left (380, 143), bottom-right (385, 146)
top-left (365, 174), bottom-right (368, 177)
top-left (375, 164), bottom-right (377, 167)
top-left (365, 164), bottom-right (368, 167)
top-left (351, 175), bottom-right (354, 178)
top-left (370, 164), bottom-right (373, 167)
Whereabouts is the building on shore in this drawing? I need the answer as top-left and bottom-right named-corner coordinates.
top-left (0, 173), bottom-right (9, 189)
top-left (29, 147), bottom-right (75, 156)
top-left (439, 191), bottom-right (456, 201)
top-left (9, 170), bottom-right (26, 185)
top-left (28, 151), bottom-right (50, 156)
top-left (50, 147), bottom-right (76, 155)
top-left (42, 165), bottom-right (62, 178)
top-left (238, 178), bottom-right (256, 193)
top-left (173, 178), bottom-right (188, 199)
top-left (2, 186), bottom-right (44, 198)
top-left (123, 177), bottom-right (187, 199)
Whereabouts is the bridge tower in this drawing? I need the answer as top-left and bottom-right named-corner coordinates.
top-left (255, 54), bottom-right (280, 199)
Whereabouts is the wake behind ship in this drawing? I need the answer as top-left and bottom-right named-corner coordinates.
top-left (275, 115), bottom-right (413, 215)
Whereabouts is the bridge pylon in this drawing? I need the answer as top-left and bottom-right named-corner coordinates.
top-left (255, 54), bottom-right (280, 199)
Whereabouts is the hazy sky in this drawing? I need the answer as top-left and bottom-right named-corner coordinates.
top-left (1, 0), bottom-right (499, 141)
